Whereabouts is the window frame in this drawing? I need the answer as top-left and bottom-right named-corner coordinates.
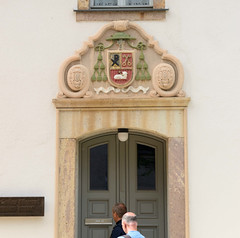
top-left (76, 0), bottom-right (168, 21)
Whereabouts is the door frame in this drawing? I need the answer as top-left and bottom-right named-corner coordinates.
top-left (53, 97), bottom-right (190, 238)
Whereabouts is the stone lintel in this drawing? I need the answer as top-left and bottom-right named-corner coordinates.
top-left (53, 97), bottom-right (190, 109)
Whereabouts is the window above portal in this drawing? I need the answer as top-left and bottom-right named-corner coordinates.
top-left (91, 0), bottom-right (153, 8)
top-left (75, 0), bottom-right (168, 21)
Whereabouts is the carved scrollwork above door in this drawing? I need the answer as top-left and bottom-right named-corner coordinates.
top-left (58, 21), bottom-right (186, 99)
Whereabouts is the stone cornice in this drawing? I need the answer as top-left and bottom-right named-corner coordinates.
top-left (53, 97), bottom-right (190, 109)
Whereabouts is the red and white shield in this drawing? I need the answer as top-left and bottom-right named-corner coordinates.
top-left (107, 50), bottom-right (135, 88)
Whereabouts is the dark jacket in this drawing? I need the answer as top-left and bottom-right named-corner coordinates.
top-left (110, 220), bottom-right (126, 238)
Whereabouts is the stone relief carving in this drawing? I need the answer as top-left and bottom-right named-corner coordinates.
top-left (67, 65), bottom-right (89, 92)
top-left (94, 86), bottom-right (149, 95)
top-left (59, 62), bottom-right (90, 98)
top-left (113, 20), bottom-right (129, 32)
top-left (58, 21), bottom-right (185, 99)
top-left (153, 63), bottom-right (175, 90)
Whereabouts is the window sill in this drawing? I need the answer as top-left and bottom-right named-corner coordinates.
top-left (74, 8), bottom-right (168, 21)
top-left (74, 8), bottom-right (168, 12)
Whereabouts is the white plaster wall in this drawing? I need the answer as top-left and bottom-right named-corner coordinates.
top-left (0, 0), bottom-right (240, 237)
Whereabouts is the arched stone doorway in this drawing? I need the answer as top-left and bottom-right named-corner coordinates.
top-left (53, 97), bottom-right (189, 238)
top-left (53, 20), bottom-right (190, 238)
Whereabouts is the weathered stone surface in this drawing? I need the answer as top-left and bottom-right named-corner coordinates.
top-left (58, 139), bottom-right (77, 238)
top-left (76, 11), bottom-right (166, 22)
top-left (168, 137), bottom-right (185, 238)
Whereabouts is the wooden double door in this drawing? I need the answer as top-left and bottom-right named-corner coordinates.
top-left (79, 131), bottom-right (167, 238)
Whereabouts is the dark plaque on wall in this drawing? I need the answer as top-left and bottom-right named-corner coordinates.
top-left (0, 197), bottom-right (44, 216)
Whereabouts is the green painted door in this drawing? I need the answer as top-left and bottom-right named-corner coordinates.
top-left (79, 132), bottom-right (167, 238)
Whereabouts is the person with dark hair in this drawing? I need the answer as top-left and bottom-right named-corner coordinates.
top-left (118, 212), bottom-right (145, 238)
top-left (110, 203), bottom-right (127, 238)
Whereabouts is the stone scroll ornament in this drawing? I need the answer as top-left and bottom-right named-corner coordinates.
top-left (58, 61), bottom-right (91, 98)
top-left (151, 60), bottom-right (185, 97)
top-left (58, 21), bottom-right (185, 98)
top-left (67, 65), bottom-right (89, 92)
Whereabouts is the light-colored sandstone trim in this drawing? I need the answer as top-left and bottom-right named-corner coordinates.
top-left (168, 137), bottom-right (185, 238)
top-left (58, 139), bottom-right (77, 238)
top-left (54, 110), bottom-right (60, 238)
top-left (78, 0), bottom-right (89, 9)
top-left (184, 107), bottom-right (190, 238)
top-left (75, 21), bottom-right (167, 57)
top-left (53, 97), bottom-right (190, 109)
top-left (153, 0), bottom-right (165, 9)
top-left (58, 55), bottom-right (80, 98)
top-left (76, 10), bottom-right (167, 22)
top-left (152, 54), bottom-right (184, 97)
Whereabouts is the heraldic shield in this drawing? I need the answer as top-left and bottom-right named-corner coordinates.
top-left (107, 50), bottom-right (135, 88)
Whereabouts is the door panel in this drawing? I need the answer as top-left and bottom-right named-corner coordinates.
top-left (79, 132), bottom-right (166, 238)
top-left (128, 134), bottom-right (166, 238)
top-left (80, 134), bottom-right (117, 238)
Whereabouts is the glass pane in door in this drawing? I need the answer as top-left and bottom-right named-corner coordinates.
top-left (137, 143), bottom-right (155, 190)
top-left (90, 144), bottom-right (108, 190)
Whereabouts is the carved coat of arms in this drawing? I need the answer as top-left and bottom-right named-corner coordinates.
top-left (59, 23), bottom-right (185, 98)
top-left (107, 50), bottom-right (135, 88)
top-left (91, 32), bottom-right (151, 93)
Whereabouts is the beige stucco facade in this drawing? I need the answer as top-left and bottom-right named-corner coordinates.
top-left (2, 1), bottom-right (240, 237)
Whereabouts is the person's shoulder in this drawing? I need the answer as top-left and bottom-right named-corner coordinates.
top-left (138, 231), bottom-right (145, 238)
top-left (113, 225), bottom-right (124, 233)
top-left (128, 230), bottom-right (145, 238)
top-left (111, 225), bottom-right (125, 238)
